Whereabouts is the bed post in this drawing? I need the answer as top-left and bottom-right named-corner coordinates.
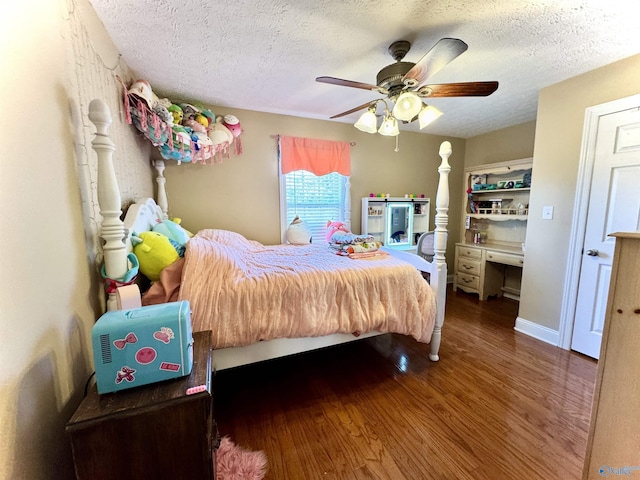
top-left (89, 99), bottom-right (128, 312)
top-left (152, 159), bottom-right (169, 219)
top-left (429, 141), bottom-right (451, 361)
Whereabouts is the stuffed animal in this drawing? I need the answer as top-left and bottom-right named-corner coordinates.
top-left (152, 218), bottom-right (192, 247)
top-left (286, 216), bottom-right (312, 245)
top-left (208, 116), bottom-right (234, 148)
top-left (325, 220), bottom-right (349, 242)
top-left (168, 104), bottom-right (184, 125)
top-left (179, 103), bottom-right (200, 121)
top-left (131, 231), bottom-right (181, 282)
top-left (127, 79), bottom-right (154, 109)
top-left (222, 114), bottom-right (243, 154)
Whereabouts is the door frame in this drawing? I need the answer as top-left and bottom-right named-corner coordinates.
top-left (558, 93), bottom-right (640, 350)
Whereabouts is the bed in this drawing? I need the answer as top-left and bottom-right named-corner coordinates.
top-left (89, 98), bottom-right (452, 371)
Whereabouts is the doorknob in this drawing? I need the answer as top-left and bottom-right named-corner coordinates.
top-left (586, 249), bottom-right (599, 256)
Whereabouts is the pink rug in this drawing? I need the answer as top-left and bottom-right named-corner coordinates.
top-left (216, 436), bottom-right (268, 480)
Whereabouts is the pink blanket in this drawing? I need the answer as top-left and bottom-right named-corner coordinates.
top-left (178, 229), bottom-right (436, 349)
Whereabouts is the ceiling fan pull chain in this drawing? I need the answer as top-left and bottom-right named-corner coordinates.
top-left (394, 135), bottom-right (399, 153)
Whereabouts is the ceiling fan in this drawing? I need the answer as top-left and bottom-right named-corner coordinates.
top-left (316, 38), bottom-right (498, 129)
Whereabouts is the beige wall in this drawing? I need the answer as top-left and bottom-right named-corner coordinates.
top-left (464, 121), bottom-right (536, 168)
top-left (0, 1), bottom-right (151, 478)
top-left (163, 109), bottom-right (466, 265)
top-left (520, 54), bottom-right (640, 331)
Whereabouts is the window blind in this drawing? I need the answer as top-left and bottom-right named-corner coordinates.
top-left (283, 170), bottom-right (347, 243)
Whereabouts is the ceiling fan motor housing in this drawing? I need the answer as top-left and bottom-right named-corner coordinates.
top-left (376, 62), bottom-right (415, 93)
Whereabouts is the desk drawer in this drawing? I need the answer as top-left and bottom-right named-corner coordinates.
top-left (486, 250), bottom-right (524, 267)
top-left (457, 246), bottom-right (482, 260)
top-left (456, 272), bottom-right (479, 290)
top-left (457, 259), bottom-right (481, 276)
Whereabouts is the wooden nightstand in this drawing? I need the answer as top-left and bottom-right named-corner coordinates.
top-left (66, 330), bottom-right (217, 480)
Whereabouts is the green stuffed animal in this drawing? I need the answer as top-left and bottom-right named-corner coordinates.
top-left (152, 218), bottom-right (192, 248)
top-left (131, 231), bottom-right (180, 282)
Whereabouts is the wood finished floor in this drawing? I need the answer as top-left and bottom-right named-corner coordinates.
top-left (214, 287), bottom-right (598, 480)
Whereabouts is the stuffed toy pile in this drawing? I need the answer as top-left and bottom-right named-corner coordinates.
top-left (325, 220), bottom-right (382, 257)
top-left (125, 79), bottom-right (243, 165)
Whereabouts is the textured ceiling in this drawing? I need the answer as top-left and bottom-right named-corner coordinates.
top-left (89, 0), bottom-right (640, 138)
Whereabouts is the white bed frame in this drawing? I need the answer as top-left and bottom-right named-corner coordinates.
top-left (89, 98), bottom-right (451, 371)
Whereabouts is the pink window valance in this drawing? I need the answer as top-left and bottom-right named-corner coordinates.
top-left (279, 135), bottom-right (351, 176)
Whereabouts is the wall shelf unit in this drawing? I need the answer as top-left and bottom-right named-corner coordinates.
top-left (361, 197), bottom-right (430, 251)
top-left (455, 158), bottom-right (533, 300)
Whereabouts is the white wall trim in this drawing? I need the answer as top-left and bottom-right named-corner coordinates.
top-left (515, 317), bottom-right (560, 346)
top-left (558, 93), bottom-right (640, 350)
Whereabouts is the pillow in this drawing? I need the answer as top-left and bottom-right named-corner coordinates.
top-left (286, 216), bottom-right (312, 245)
top-left (131, 231), bottom-right (181, 282)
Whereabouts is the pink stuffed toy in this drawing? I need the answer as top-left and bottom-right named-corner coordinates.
top-left (326, 220), bottom-right (349, 242)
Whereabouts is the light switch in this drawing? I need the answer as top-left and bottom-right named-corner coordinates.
top-left (542, 206), bottom-right (554, 220)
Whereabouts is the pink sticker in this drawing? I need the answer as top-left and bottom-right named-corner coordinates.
top-left (159, 362), bottom-right (180, 372)
top-left (153, 327), bottom-right (175, 344)
top-left (135, 347), bottom-right (157, 365)
top-left (113, 332), bottom-right (138, 350)
top-left (115, 366), bottom-right (136, 384)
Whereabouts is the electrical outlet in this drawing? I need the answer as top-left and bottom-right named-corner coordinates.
top-left (542, 206), bottom-right (554, 220)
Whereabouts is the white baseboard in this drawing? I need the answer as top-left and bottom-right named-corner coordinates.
top-left (514, 317), bottom-right (559, 346)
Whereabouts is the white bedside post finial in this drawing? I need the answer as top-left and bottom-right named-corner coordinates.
top-left (89, 99), bottom-right (128, 311)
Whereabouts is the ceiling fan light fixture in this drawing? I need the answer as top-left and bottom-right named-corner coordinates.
top-left (378, 112), bottom-right (399, 136)
top-left (354, 107), bottom-right (378, 134)
top-left (418, 105), bottom-right (443, 129)
top-left (392, 91), bottom-right (423, 121)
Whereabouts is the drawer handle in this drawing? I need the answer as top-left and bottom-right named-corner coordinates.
top-left (462, 278), bottom-right (473, 284)
top-left (462, 265), bottom-right (474, 270)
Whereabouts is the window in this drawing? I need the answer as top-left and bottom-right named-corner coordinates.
top-left (280, 170), bottom-right (349, 244)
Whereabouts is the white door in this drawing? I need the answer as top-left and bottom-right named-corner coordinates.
top-left (571, 106), bottom-right (640, 359)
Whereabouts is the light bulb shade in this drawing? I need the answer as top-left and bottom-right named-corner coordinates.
top-left (354, 109), bottom-right (378, 133)
top-left (378, 114), bottom-right (399, 136)
top-left (392, 92), bottom-right (423, 121)
top-left (418, 105), bottom-right (443, 129)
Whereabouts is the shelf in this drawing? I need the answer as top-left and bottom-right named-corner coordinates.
top-left (467, 213), bottom-right (528, 221)
top-left (471, 187), bottom-right (530, 194)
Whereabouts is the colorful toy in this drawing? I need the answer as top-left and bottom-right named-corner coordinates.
top-left (131, 231), bottom-right (182, 282)
top-left (199, 108), bottom-right (215, 126)
top-left (152, 104), bottom-right (173, 125)
top-left (179, 103), bottom-right (200, 121)
top-left (127, 79), bottom-right (154, 108)
top-left (152, 219), bottom-right (192, 247)
top-left (208, 116), bottom-right (234, 148)
top-left (325, 220), bottom-right (349, 242)
top-left (168, 104), bottom-right (183, 125)
top-left (286, 216), bottom-right (312, 245)
top-left (222, 114), bottom-right (243, 154)
top-left (184, 118), bottom-right (207, 134)
top-left (194, 113), bottom-right (209, 129)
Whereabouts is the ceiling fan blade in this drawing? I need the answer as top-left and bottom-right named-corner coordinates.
top-left (329, 101), bottom-right (377, 119)
top-left (402, 38), bottom-right (468, 86)
top-left (417, 81), bottom-right (499, 98)
top-left (316, 76), bottom-right (388, 94)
